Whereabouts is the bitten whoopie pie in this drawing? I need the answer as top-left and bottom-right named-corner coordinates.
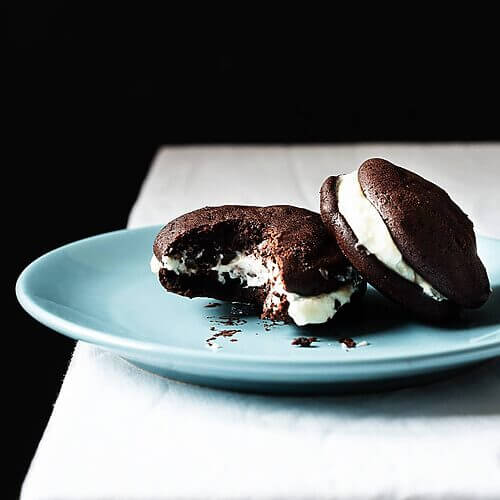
top-left (320, 158), bottom-right (491, 321)
top-left (151, 205), bottom-right (365, 326)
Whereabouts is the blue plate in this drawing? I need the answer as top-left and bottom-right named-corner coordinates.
top-left (16, 225), bottom-right (500, 393)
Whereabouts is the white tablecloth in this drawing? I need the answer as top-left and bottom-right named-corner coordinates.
top-left (22, 145), bottom-right (500, 500)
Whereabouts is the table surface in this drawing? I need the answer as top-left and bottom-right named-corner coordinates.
top-left (22, 144), bottom-right (500, 500)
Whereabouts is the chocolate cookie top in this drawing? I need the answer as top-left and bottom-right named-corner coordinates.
top-left (321, 158), bottom-right (490, 310)
top-left (154, 205), bottom-right (352, 295)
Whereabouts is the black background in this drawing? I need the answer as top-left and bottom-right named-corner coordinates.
top-left (7, 5), bottom-right (500, 497)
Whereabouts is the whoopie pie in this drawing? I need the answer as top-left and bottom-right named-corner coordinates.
top-left (320, 158), bottom-right (491, 321)
top-left (151, 205), bottom-right (365, 326)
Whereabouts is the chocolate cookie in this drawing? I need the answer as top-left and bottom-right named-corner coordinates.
top-left (151, 205), bottom-right (365, 326)
top-left (320, 158), bottom-right (490, 321)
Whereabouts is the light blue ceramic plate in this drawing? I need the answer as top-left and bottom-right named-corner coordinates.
top-left (16, 225), bottom-right (500, 393)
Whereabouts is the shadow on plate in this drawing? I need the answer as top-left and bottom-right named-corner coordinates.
top-left (304, 286), bottom-right (408, 339)
top-left (441, 285), bottom-right (500, 330)
top-left (202, 285), bottom-right (500, 342)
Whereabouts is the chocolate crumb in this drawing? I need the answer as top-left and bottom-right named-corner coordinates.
top-left (210, 326), bottom-right (216, 331)
top-left (230, 338), bottom-right (238, 342)
top-left (291, 336), bottom-right (318, 347)
top-left (217, 329), bottom-right (241, 337)
top-left (262, 318), bottom-right (282, 331)
top-left (214, 316), bottom-right (248, 327)
top-left (205, 302), bottom-right (221, 308)
top-left (339, 337), bottom-right (356, 348)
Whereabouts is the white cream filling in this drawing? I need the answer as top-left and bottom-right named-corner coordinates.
top-left (150, 254), bottom-right (162, 273)
top-left (150, 253), bottom-right (197, 275)
top-left (337, 169), bottom-right (446, 301)
top-left (151, 250), bottom-right (358, 325)
top-left (211, 252), bottom-right (269, 287)
top-left (265, 275), bottom-right (356, 326)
